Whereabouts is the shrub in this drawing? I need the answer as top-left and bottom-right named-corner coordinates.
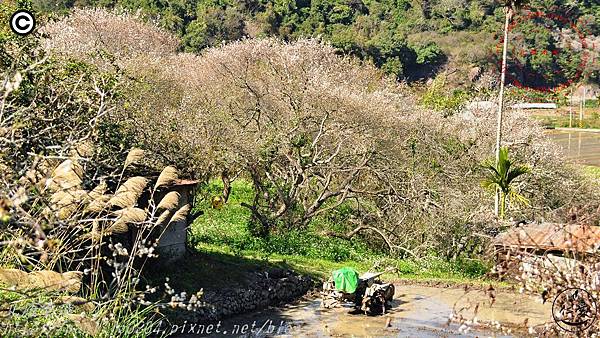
top-left (421, 74), bottom-right (471, 116)
top-left (43, 9), bottom-right (600, 261)
top-left (413, 42), bottom-right (445, 65)
top-left (41, 8), bottom-right (179, 70)
top-left (0, 29), bottom-right (198, 336)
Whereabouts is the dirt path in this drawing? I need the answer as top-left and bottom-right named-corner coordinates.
top-left (171, 283), bottom-right (552, 337)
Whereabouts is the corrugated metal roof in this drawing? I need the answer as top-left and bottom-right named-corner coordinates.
top-left (494, 223), bottom-right (600, 253)
top-left (511, 103), bottom-right (557, 109)
top-left (172, 179), bottom-right (198, 186)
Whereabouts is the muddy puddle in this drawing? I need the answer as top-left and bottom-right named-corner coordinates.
top-left (173, 284), bottom-right (552, 337)
top-left (547, 130), bottom-right (600, 166)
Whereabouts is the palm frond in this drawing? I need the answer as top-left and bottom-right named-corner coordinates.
top-left (481, 146), bottom-right (530, 218)
top-left (481, 178), bottom-right (500, 192)
top-left (507, 189), bottom-right (530, 207)
top-left (497, 147), bottom-right (510, 179)
top-left (507, 164), bottom-right (531, 184)
top-left (484, 165), bottom-right (501, 180)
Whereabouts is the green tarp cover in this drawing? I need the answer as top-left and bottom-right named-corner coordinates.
top-left (333, 267), bottom-right (359, 293)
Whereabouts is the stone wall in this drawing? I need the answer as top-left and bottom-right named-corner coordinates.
top-left (173, 269), bottom-right (313, 323)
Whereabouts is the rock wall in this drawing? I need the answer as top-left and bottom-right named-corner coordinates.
top-left (175, 269), bottom-right (313, 323)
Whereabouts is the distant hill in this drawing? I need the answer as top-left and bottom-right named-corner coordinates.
top-left (35, 0), bottom-right (599, 87)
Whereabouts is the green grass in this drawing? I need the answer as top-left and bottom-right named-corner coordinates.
top-left (0, 285), bottom-right (88, 337)
top-left (184, 178), bottom-right (492, 290)
top-left (151, 241), bottom-right (494, 296)
top-left (190, 179), bottom-right (378, 262)
top-left (584, 100), bottom-right (600, 109)
top-left (583, 165), bottom-right (600, 179)
top-left (0, 283), bottom-right (162, 338)
top-left (534, 114), bottom-right (600, 129)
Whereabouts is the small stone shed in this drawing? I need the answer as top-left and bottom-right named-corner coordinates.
top-left (154, 179), bottom-right (199, 260)
top-left (113, 179), bottom-right (198, 261)
top-left (494, 223), bottom-right (600, 256)
top-left (493, 223), bottom-right (600, 275)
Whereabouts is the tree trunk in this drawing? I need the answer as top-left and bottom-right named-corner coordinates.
top-left (422, 0), bottom-right (431, 19)
top-left (495, 7), bottom-right (512, 217)
top-left (500, 192), bottom-right (508, 219)
top-left (221, 170), bottom-right (231, 203)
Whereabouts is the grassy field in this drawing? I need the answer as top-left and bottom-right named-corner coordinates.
top-left (583, 165), bottom-right (600, 180)
top-left (177, 179), bottom-right (493, 293)
top-left (531, 106), bottom-right (600, 129)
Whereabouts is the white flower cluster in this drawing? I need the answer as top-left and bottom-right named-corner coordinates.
top-left (135, 240), bottom-right (158, 258)
top-left (108, 242), bottom-right (129, 256)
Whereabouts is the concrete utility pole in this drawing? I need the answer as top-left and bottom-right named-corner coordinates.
top-left (569, 87), bottom-right (573, 128)
top-left (495, 7), bottom-right (512, 217)
top-left (580, 86), bottom-right (586, 125)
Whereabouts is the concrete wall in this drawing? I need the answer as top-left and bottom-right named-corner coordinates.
top-left (156, 185), bottom-right (193, 260)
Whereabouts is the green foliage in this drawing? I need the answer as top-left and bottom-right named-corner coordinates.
top-left (190, 178), bottom-right (493, 281)
top-left (585, 100), bottom-right (599, 109)
top-left (182, 5), bottom-right (245, 52)
top-left (412, 256), bottom-right (490, 279)
top-left (583, 166), bottom-right (600, 180)
top-left (0, 46), bottom-right (126, 176)
top-left (420, 75), bottom-right (471, 116)
top-left (1, 1), bottom-right (35, 44)
top-left (504, 10), bottom-right (584, 92)
top-left (481, 147), bottom-right (531, 219)
top-left (0, 286), bottom-right (162, 337)
top-left (190, 179), bottom-right (377, 262)
top-left (413, 42), bottom-right (445, 65)
top-left (0, 30), bottom-right (171, 338)
top-left (534, 112), bottom-right (600, 129)
top-left (0, 288), bottom-right (87, 337)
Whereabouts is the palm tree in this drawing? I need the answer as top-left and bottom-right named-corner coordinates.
top-left (494, 0), bottom-right (528, 216)
top-left (482, 147), bottom-right (530, 219)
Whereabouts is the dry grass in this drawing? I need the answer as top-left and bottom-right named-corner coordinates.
top-left (0, 269), bottom-right (82, 293)
top-left (109, 176), bottom-right (148, 208)
top-left (157, 191), bottom-right (180, 211)
top-left (154, 210), bottom-right (171, 226)
top-left (124, 148), bottom-right (145, 168)
top-left (170, 204), bottom-right (190, 224)
top-left (154, 166), bottom-right (178, 190)
top-left (46, 160), bottom-right (83, 192)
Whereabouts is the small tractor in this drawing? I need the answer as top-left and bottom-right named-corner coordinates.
top-left (321, 267), bottom-right (395, 315)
